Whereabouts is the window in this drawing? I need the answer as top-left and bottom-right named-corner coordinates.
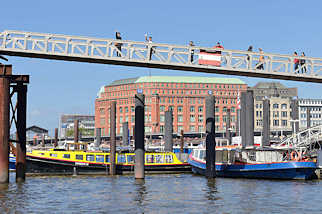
top-left (96, 155), bottom-right (104, 163)
top-left (273, 103), bottom-right (279, 109)
top-left (215, 107), bottom-right (219, 113)
top-left (127, 155), bottom-right (135, 163)
top-left (119, 107), bottom-right (123, 113)
top-left (198, 115), bottom-right (203, 123)
top-left (160, 125), bottom-right (164, 133)
top-left (273, 111), bottom-right (279, 118)
top-left (117, 154), bottom-right (126, 163)
top-left (223, 107), bottom-right (227, 112)
top-left (198, 126), bottom-right (204, 132)
top-left (125, 107), bottom-right (129, 113)
top-left (165, 155), bottom-right (173, 163)
top-left (160, 114), bottom-right (165, 122)
top-left (120, 116), bottom-right (123, 123)
top-left (215, 115), bottom-right (220, 123)
top-left (177, 106), bottom-right (183, 113)
top-left (63, 154), bottom-right (70, 159)
top-left (281, 104), bottom-right (287, 109)
top-left (190, 125), bottom-right (195, 132)
top-left (190, 115), bottom-right (195, 122)
top-left (273, 120), bottom-right (279, 126)
top-left (86, 155), bottom-right (95, 161)
top-left (282, 111), bottom-right (287, 117)
top-left (146, 155), bottom-right (154, 163)
top-left (178, 115), bottom-right (183, 122)
top-left (50, 153), bottom-right (58, 157)
top-left (282, 120), bottom-right (287, 126)
top-left (76, 155), bottom-right (83, 160)
top-left (178, 126), bottom-right (183, 132)
top-left (155, 155), bottom-right (164, 163)
top-left (198, 106), bottom-right (203, 113)
top-left (105, 155), bottom-right (110, 163)
top-left (231, 107), bottom-right (236, 113)
top-left (169, 106), bottom-right (174, 111)
top-left (131, 106), bottom-right (135, 112)
top-left (190, 106), bottom-right (195, 112)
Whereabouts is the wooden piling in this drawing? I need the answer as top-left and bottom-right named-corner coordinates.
top-left (134, 94), bottom-right (145, 179)
top-left (205, 95), bottom-right (216, 178)
top-left (110, 101), bottom-right (116, 175)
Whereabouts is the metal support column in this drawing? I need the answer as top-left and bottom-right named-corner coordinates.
top-left (122, 122), bottom-right (129, 146)
top-left (0, 75), bottom-right (9, 184)
top-left (307, 107), bottom-right (311, 129)
top-left (16, 83), bottom-right (27, 182)
top-left (54, 128), bottom-right (58, 147)
top-left (262, 99), bottom-right (270, 146)
top-left (134, 94), bottom-right (145, 179)
top-left (164, 110), bottom-right (173, 152)
top-left (205, 95), bottom-right (216, 178)
top-left (226, 108), bottom-right (231, 144)
top-left (180, 129), bottom-right (184, 153)
top-left (110, 101), bottom-right (116, 175)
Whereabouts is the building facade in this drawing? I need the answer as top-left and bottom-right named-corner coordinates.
top-left (249, 82), bottom-right (298, 134)
top-left (59, 114), bottom-right (95, 139)
top-left (95, 76), bottom-right (247, 137)
top-left (298, 99), bottom-right (322, 130)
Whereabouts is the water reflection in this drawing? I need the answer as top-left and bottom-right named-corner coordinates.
top-left (134, 179), bottom-right (147, 211)
top-left (206, 178), bottom-right (217, 201)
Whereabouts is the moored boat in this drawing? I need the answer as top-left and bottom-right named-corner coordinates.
top-left (188, 147), bottom-right (317, 180)
top-left (9, 154), bottom-right (16, 171)
top-left (26, 148), bottom-right (191, 175)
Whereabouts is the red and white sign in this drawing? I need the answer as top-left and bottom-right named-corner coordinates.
top-left (198, 51), bottom-right (221, 66)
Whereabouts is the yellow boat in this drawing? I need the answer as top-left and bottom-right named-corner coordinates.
top-left (26, 146), bottom-right (190, 175)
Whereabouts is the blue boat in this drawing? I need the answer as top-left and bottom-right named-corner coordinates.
top-left (188, 147), bottom-right (317, 180)
top-left (9, 154), bottom-right (16, 170)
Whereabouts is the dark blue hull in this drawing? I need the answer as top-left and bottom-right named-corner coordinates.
top-left (9, 155), bottom-right (16, 170)
top-left (188, 158), bottom-right (317, 180)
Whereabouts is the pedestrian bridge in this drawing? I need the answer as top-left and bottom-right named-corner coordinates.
top-left (274, 125), bottom-right (322, 154)
top-left (1, 30), bottom-right (322, 83)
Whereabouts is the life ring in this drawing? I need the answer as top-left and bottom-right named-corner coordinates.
top-left (290, 151), bottom-right (301, 161)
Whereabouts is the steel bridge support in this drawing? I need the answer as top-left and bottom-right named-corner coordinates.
top-left (0, 65), bottom-right (29, 184)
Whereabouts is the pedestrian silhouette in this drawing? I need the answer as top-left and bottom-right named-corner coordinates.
top-left (115, 31), bottom-right (122, 57)
top-left (300, 52), bottom-right (306, 73)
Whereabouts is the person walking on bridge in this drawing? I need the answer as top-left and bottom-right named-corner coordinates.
top-left (145, 33), bottom-right (154, 60)
top-left (256, 48), bottom-right (264, 70)
top-left (293, 52), bottom-right (300, 73)
top-left (247, 45), bottom-right (253, 69)
top-left (189, 41), bottom-right (195, 63)
top-left (300, 52), bottom-right (306, 73)
top-left (115, 31), bottom-right (122, 57)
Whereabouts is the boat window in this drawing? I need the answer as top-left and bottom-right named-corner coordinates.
top-left (199, 150), bottom-right (205, 160)
top-left (117, 154), bottom-right (126, 163)
top-left (50, 153), bottom-right (57, 157)
top-left (155, 155), bottom-right (164, 163)
top-left (39, 153), bottom-right (45, 156)
top-left (127, 155), bottom-right (135, 164)
top-left (86, 155), bottom-right (95, 162)
top-left (63, 154), bottom-right (70, 159)
top-left (105, 155), bottom-right (110, 163)
top-left (165, 154), bottom-right (173, 163)
top-left (146, 155), bottom-right (154, 163)
top-left (96, 155), bottom-right (104, 163)
top-left (76, 155), bottom-right (83, 160)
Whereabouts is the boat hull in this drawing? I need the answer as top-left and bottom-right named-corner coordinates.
top-left (26, 156), bottom-right (191, 175)
top-left (9, 155), bottom-right (16, 171)
top-left (188, 158), bottom-right (317, 180)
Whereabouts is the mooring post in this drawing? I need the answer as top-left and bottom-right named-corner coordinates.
top-left (16, 83), bottom-right (27, 182)
top-left (240, 92), bottom-right (247, 148)
top-left (307, 107), bottom-right (311, 129)
top-left (0, 72), bottom-right (10, 184)
top-left (122, 122), bottom-right (129, 146)
top-left (134, 93), bottom-right (145, 179)
top-left (245, 91), bottom-right (254, 147)
top-left (110, 101), bottom-right (116, 175)
top-left (291, 99), bottom-right (299, 134)
top-left (262, 99), bottom-right (270, 146)
top-left (95, 128), bottom-right (101, 147)
top-left (41, 134), bottom-right (45, 147)
top-left (236, 109), bottom-right (240, 136)
top-left (54, 128), bottom-right (58, 147)
top-left (180, 129), bottom-right (184, 153)
top-left (226, 108), bottom-right (231, 145)
top-left (74, 119), bottom-right (79, 143)
top-left (164, 110), bottom-right (173, 152)
top-left (205, 95), bottom-right (216, 178)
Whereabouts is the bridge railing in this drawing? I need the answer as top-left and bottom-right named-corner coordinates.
top-left (2, 30), bottom-right (322, 82)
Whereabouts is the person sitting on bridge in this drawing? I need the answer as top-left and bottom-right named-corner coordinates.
top-left (115, 31), bottom-right (122, 57)
top-left (256, 48), bottom-right (264, 70)
top-left (294, 52), bottom-right (300, 73)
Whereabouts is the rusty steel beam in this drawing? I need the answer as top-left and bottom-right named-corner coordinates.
top-left (16, 83), bottom-right (27, 182)
top-left (0, 76), bottom-right (10, 183)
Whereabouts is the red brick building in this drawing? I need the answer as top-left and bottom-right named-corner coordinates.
top-left (95, 76), bottom-right (247, 137)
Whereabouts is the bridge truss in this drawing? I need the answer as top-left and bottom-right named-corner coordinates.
top-left (1, 30), bottom-right (322, 83)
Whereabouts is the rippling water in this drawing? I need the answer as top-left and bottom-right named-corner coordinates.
top-left (1, 173), bottom-right (322, 213)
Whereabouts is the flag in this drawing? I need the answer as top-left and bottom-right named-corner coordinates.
top-left (198, 51), bottom-right (221, 66)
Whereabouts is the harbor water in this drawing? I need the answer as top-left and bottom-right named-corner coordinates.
top-left (1, 173), bottom-right (322, 213)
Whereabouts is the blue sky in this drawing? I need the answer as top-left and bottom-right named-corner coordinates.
top-left (2, 0), bottom-right (322, 135)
